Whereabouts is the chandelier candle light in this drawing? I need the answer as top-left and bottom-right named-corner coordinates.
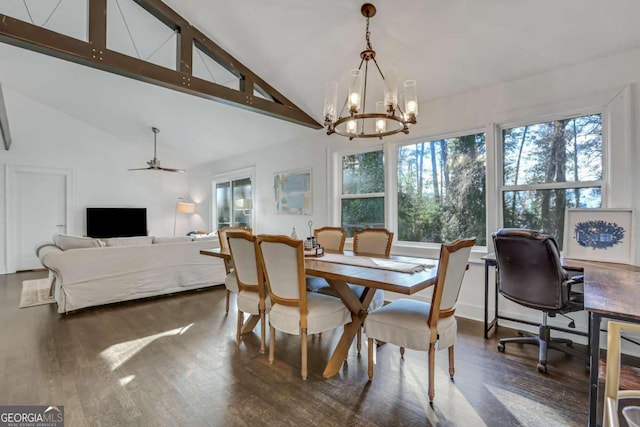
top-left (324, 3), bottom-right (418, 139)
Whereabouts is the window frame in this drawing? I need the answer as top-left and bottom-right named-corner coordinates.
top-left (496, 110), bottom-right (607, 233)
top-left (332, 145), bottom-right (385, 239)
top-left (210, 166), bottom-right (256, 231)
top-left (389, 127), bottom-right (489, 249)
top-left (329, 109), bottom-right (608, 256)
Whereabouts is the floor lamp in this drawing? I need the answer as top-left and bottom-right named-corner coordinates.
top-left (173, 200), bottom-right (195, 236)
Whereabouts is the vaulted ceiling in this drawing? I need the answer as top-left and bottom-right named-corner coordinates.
top-left (1, 0), bottom-right (640, 167)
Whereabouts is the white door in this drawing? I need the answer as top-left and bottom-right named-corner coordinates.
top-left (6, 166), bottom-right (71, 272)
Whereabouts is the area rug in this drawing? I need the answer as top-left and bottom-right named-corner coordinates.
top-left (19, 278), bottom-right (55, 308)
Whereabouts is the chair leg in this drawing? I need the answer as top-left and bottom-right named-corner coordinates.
top-left (259, 308), bottom-right (266, 354)
top-left (448, 346), bottom-right (455, 379)
top-left (236, 310), bottom-right (244, 345)
top-left (428, 343), bottom-right (435, 402)
top-left (368, 338), bottom-right (374, 380)
top-left (225, 289), bottom-right (231, 314)
top-left (269, 325), bottom-right (275, 364)
top-left (357, 328), bottom-right (362, 354)
top-left (400, 347), bottom-right (405, 358)
top-left (301, 328), bottom-right (308, 380)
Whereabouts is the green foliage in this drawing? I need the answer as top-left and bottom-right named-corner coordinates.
top-left (398, 133), bottom-right (487, 246)
top-left (502, 114), bottom-right (603, 248)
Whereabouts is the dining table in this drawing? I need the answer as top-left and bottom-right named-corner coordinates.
top-left (200, 247), bottom-right (439, 378)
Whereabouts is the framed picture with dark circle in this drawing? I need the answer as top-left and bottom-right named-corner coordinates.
top-left (563, 208), bottom-right (633, 264)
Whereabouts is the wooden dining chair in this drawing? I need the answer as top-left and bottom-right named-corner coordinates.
top-left (603, 320), bottom-right (640, 427)
top-left (227, 232), bottom-right (269, 353)
top-left (316, 227), bottom-right (393, 352)
top-left (364, 237), bottom-right (475, 402)
top-left (256, 234), bottom-right (351, 380)
top-left (217, 226), bottom-right (252, 313)
top-left (353, 228), bottom-right (393, 256)
top-left (306, 227), bottom-right (347, 293)
top-left (314, 227), bottom-right (347, 252)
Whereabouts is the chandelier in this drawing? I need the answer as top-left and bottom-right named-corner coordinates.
top-left (323, 3), bottom-right (418, 140)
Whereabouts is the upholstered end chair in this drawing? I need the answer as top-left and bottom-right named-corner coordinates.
top-left (227, 232), bottom-right (268, 353)
top-left (257, 234), bottom-right (351, 380)
top-left (217, 226), bottom-right (252, 313)
top-left (364, 238), bottom-right (475, 403)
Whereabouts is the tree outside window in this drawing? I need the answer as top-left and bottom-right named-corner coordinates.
top-left (341, 150), bottom-right (385, 237)
top-left (398, 132), bottom-right (487, 246)
top-left (501, 114), bottom-right (603, 248)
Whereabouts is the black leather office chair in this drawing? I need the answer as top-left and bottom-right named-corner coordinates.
top-left (492, 228), bottom-right (586, 373)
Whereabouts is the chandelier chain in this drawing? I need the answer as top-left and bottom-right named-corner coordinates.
top-left (365, 17), bottom-right (372, 51)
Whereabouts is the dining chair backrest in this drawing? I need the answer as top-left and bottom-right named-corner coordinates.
top-left (429, 238), bottom-right (476, 324)
top-left (314, 227), bottom-right (346, 252)
top-left (353, 228), bottom-right (393, 256)
top-left (218, 226), bottom-right (252, 251)
top-left (257, 235), bottom-right (306, 304)
top-left (227, 232), bottom-right (263, 294)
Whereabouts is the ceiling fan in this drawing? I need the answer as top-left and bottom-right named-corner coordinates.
top-left (128, 127), bottom-right (185, 173)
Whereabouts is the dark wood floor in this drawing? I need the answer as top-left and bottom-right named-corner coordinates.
top-left (0, 271), bottom-right (600, 426)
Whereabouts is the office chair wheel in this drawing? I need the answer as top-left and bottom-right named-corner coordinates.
top-left (497, 342), bottom-right (505, 352)
top-left (537, 363), bottom-right (547, 374)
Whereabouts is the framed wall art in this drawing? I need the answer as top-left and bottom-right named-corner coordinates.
top-left (273, 168), bottom-right (312, 215)
top-left (563, 208), bottom-right (633, 264)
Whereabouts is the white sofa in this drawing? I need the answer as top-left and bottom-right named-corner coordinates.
top-left (38, 235), bottom-right (226, 314)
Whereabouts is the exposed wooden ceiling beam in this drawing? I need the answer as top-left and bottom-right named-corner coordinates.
top-left (0, 84), bottom-right (12, 150)
top-left (0, 1), bottom-right (322, 129)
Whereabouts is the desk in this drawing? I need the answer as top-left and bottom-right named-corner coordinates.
top-left (201, 248), bottom-right (438, 378)
top-left (585, 267), bottom-right (640, 426)
top-left (481, 252), bottom-right (640, 426)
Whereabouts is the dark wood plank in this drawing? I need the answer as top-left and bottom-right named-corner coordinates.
top-left (0, 270), bottom-right (624, 426)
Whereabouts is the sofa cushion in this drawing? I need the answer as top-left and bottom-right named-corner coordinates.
top-left (53, 234), bottom-right (103, 251)
top-left (105, 236), bottom-right (154, 247)
top-left (191, 235), bottom-right (216, 241)
top-left (153, 236), bottom-right (192, 244)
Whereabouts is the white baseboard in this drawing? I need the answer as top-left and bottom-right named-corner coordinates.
top-left (0, 264), bottom-right (7, 275)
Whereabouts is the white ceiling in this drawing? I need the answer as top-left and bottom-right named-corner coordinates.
top-left (1, 0), bottom-right (640, 166)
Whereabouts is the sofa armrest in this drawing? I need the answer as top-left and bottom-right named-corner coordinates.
top-left (35, 242), bottom-right (62, 263)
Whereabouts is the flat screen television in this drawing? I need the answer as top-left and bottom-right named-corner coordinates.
top-left (86, 207), bottom-right (147, 238)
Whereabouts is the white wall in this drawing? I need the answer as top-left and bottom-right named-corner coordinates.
top-left (0, 87), bottom-right (191, 274)
top-left (189, 47), bottom-right (640, 347)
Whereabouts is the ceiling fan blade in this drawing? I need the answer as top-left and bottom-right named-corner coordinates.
top-left (127, 127), bottom-right (187, 173)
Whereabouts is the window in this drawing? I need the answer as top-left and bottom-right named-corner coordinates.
top-left (340, 150), bottom-right (384, 237)
top-left (501, 114), bottom-right (603, 249)
top-left (397, 132), bottom-right (487, 246)
top-left (212, 168), bottom-right (254, 230)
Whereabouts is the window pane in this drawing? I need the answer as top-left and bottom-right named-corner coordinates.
top-left (342, 151), bottom-right (384, 195)
top-left (232, 178), bottom-right (252, 228)
top-left (216, 182), bottom-right (230, 228)
top-left (397, 133), bottom-right (486, 246)
top-left (341, 197), bottom-right (384, 237)
top-left (502, 187), bottom-right (602, 249)
top-left (502, 114), bottom-right (602, 186)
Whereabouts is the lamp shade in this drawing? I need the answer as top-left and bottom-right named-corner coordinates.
top-left (176, 202), bottom-right (195, 214)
